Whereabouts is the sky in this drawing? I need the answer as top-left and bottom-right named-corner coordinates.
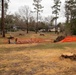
top-left (7, 0), bottom-right (66, 23)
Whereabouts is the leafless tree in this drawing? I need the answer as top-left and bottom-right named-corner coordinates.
top-left (18, 5), bottom-right (31, 33)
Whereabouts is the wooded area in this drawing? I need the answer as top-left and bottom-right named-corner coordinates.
top-left (0, 0), bottom-right (76, 37)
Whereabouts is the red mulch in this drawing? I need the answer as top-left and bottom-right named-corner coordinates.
top-left (5, 38), bottom-right (52, 44)
top-left (60, 36), bottom-right (76, 42)
top-left (17, 38), bottom-right (52, 44)
top-left (17, 38), bottom-right (44, 44)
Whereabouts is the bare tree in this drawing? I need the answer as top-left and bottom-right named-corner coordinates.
top-left (19, 5), bottom-right (31, 33)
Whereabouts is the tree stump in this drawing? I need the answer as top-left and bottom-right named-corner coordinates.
top-left (61, 53), bottom-right (76, 60)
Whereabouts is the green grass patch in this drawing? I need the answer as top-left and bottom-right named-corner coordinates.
top-left (27, 42), bottom-right (76, 50)
top-left (0, 42), bottom-right (76, 53)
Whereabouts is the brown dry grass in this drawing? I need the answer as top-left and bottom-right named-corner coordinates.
top-left (0, 44), bottom-right (76, 75)
top-left (0, 31), bottom-right (76, 75)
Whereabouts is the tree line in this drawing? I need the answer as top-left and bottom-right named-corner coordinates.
top-left (0, 0), bottom-right (76, 37)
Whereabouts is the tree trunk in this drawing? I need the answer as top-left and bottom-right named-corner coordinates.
top-left (70, 11), bottom-right (73, 35)
top-left (26, 21), bottom-right (28, 34)
top-left (1, 0), bottom-right (5, 37)
top-left (55, 14), bottom-right (57, 34)
top-left (35, 9), bottom-right (38, 34)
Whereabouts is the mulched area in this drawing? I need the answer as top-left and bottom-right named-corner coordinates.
top-left (17, 38), bottom-right (45, 44)
top-left (4, 36), bottom-right (76, 44)
top-left (5, 38), bottom-right (53, 44)
top-left (15, 36), bottom-right (76, 43)
top-left (17, 38), bottom-right (53, 44)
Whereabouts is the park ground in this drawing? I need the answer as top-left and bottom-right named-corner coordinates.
top-left (0, 31), bottom-right (76, 75)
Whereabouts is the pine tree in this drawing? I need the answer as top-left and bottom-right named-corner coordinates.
top-left (33, 0), bottom-right (43, 33)
top-left (52, 0), bottom-right (61, 33)
top-left (65, 0), bottom-right (76, 35)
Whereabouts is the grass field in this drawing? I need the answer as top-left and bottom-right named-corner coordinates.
top-left (0, 31), bottom-right (76, 75)
top-left (0, 43), bottom-right (76, 75)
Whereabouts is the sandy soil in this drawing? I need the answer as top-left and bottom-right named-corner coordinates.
top-left (0, 45), bottom-right (76, 75)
